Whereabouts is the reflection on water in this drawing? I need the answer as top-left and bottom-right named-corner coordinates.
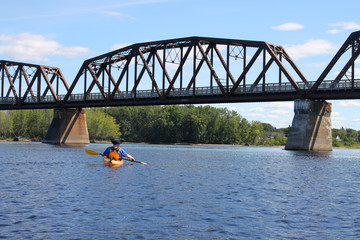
top-left (1, 142), bottom-right (360, 239)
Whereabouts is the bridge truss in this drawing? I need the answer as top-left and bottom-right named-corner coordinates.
top-left (62, 36), bottom-right (310, 108)
top-left (0, 31), bottom-right (359, 110)
top-left (308, 31), bottom-right (360, 97)
top-left (0, 60), bottom-right (69, 108)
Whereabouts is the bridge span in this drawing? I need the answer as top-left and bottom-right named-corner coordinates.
top-left (0, 31), bottom-right (359, 150)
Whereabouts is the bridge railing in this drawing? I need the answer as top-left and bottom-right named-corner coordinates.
top-left (310, 79), bottom-right (360, 90)
top-left (1, 79), bottom-right (360, 105)
top-left (62, 79), bottom-right (360, 102)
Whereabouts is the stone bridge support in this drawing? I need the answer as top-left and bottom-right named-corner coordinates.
top-left (285, 99), bottom-right (332, 151)
top-left (42, 108), bottom-right (90, 145)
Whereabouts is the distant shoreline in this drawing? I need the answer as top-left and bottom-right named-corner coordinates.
top-left (1, 139), bottom-right (359, 149)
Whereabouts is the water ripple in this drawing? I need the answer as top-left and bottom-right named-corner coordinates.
top-left (1, 143), bottom-right (360, 239)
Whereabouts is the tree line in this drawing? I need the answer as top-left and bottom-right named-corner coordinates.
top-left (105, 105), bottom-right (287, 145)
top-left (0, 105), bottom-right (359, 147)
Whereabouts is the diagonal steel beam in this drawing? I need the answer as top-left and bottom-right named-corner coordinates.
top-left (329, 45), bottom-right (360, 88)
top-left (265, 43), bottom-right (302, 93)
top-left (131, 50), bottom-right (154, 93)
top-left (5, 65), bottom-right (21, 98)
top-left (163, 45), bottom-right (193, 98)
top-left (250, 58), bottom-right (275, 92)
top-left (308, 31), bottom-right (360, 94)
top-left (138, 49), bottom-right (161, 96)
top-left (56, 68), bottom-right (70, 91)
top-left (213, 45), bottom-right (236, 84)
top-left (281, 48), bottom-right (309, 87)
top-left (155, 52), bottom-right (176, 89)
top-left (21, 69), bottom-right (41, 103)
top-left (86, 65), bottom-right (107, 100)
top-left (85, 63), bottom-right (108, 96)
top-left (110, 55), bottom-right (133, 100)
top-left (39, 66), bottom-right (58, 101)
top-left (21, 66), bottom-right (35, 98)
top-left (229, 48), bottom-right (263, 95)
top-left (63, 61), bottom-right (88, 102)
top-left (41, 73), bottom-right (57, 98)
top-left (104, 67), bottom-right (122, 95)
top-left (196, 43), bottom-right (226, 95)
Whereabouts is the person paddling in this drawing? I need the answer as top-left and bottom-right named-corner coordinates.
top-left (102, 139), bottom-right (135, 162)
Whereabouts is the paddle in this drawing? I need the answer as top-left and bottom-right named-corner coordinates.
top-left (85, 149), bottom-right (148, 165)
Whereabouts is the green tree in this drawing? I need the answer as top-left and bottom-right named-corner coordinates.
top-left (274, 134), bottom-right (287, 145)
top-left (0, 111), bottom-right (13, 138)
top-left (343, 128), bottom-right (359, 146)
top-left (86, 108), bottom-right (121, 141)
top-left (238, 118), bottom-right (251, 145)
top-left (248, 121), bottom-right (263, 145)
top-left (25, 109), bottom-right (53, 140)
top-left (262, 123), bottom-right (276, 132)
top-left (9, 110), bottom-right (28, 138)
top-left (182, 111), bottom-right (204, 144)
top-left (332, 127), bottom-right (347, 141)
top-left (105, 105), bottom-right (285, 146)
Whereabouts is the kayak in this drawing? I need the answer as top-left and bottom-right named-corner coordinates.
top-left (103, 157), bottom-right (124, 167)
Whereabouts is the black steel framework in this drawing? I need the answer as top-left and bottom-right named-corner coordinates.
top-left (0, 60), bottom-right (69, 108)
top-left (0, 31), bottom-right (359, 110)
top-left (61, 36), bottom-right (309, 107)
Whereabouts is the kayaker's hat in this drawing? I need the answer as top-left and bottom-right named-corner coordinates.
top-left (111, 139), bottom-right (121, 145)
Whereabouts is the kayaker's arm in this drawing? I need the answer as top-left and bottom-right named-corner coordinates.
top-left (125, 154), bottom-right (135, 161)
top-left (102, 147), bottom-right (110, 157)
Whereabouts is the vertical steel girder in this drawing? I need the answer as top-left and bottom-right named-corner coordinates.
top-left (63, 36), bottom-right (309, 104)
top-left (0, 60), bottom-right (69, 105)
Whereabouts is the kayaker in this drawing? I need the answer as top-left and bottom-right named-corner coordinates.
top-left (102, 139), bottom-right (135, 161)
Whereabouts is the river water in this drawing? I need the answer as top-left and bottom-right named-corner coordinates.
top-left (1, 142), bottom-right (360, 239)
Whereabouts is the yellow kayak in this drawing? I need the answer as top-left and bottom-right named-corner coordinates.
top-left (103, 157), bottom-right (124, 167)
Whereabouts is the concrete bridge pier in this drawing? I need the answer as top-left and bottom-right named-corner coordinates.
top-left (285, 99), bottom-right (332, 151)
top-left (42, 108), bottom-right (90, 145)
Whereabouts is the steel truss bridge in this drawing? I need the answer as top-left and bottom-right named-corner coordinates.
top-left (0, 31), bottom-right (359, 110)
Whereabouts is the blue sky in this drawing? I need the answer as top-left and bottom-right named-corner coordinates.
top-left (1, 0), bottom-right (360, 129)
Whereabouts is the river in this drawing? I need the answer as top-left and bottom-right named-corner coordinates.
top-left (1, 142), bottom-right (360, 239)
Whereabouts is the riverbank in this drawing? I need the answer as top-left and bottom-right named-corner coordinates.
top-left (2, 138), bottom-right (360, 149)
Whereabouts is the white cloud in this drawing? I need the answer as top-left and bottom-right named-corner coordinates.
top-left (264, 102), bottom-right (293, 110)
top-left (327, 21), bottom-right (360, 34)
top-left (332, 113), bottom-right (347, 121)
top-left (237, 102), bottom-right (293, 125)
top-left (326, 29), bottom-right (341, 35)
top-left (246, 113), bottom-right (265, 118)
top-left (269, 109), bottom-right (292, 115)
top-left (267, 113), bottom-right (282, 119)
top-left (332, 21), bottom-right (360, 30)
top-left (0, 33), bottom-right (91, 62)
top-left (337, 100), bottom-right (360, 107)
top-left (238, 107), bottom-right (265, 113)
top-left (55, 46), bottom-right (91, 58)
top-left (238, 103), bottom-right (293, 116)
top-left (285, 39), bottom-right (338, 60)
top-left (271, 22), bottom-right (304, 31)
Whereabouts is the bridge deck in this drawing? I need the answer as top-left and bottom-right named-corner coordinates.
top-left (1, 79), bottom-right (359, 109)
